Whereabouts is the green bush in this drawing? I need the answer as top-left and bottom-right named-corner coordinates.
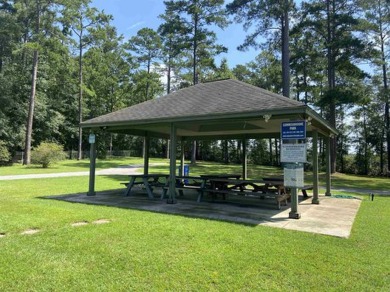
top-left (31, 142), bottom-right (66, 168)
top-left (0, 140), bottom-right (11, 166)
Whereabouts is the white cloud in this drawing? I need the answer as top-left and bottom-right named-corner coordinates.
top-left (126, 21), bottom-right (145, 31)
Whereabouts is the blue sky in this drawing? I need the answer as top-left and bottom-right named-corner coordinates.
top-left (91, 0), bottom-right (259, 68)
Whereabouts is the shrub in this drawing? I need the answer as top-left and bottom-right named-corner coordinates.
top-left (31, 142), bottom-right (66, 168)
top-left (0, 141), bottom-right (11, 166)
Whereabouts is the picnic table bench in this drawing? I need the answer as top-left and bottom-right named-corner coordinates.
top-left (161, 176), bottom-right (208, 200)
top-left (202, 178), bottom-right (290, 209)
top-left (121, 174), bottom-right (169, 198)
top-left (301, 185), bottom-right (313, 198)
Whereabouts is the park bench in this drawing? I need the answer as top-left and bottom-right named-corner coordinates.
top-left (121, 174), bottom-right (169, 198)
top-left (202, 178), bottom-right (290, 210)
top-left (161, 176), bottom-right (207, 200)
top-left (300, 185), bottom-right (313, 198)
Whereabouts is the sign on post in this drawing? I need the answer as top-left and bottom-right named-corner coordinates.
top-left (89, 133), bottom-right (96, 144)
top-left (281, 121), bottom-right (306, 139)
top-left (280, 121), bottom-right (307, 163)
top-left (281, 120), bottom-right (306, 219)
top-left (281, 144), bottom-right (307, 163)
top-left (284, 163), bottom-right (304, 188)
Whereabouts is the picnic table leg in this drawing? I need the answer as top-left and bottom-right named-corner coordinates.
top-left (124, 177), bottom-right (136, 196)
top-left (197, 190), bottom-right (203, 203)
top-left (143, 177), bottom-right (155, 199)
top-left (197, 179), bottom-right (207, 203)
top-left (161, 188), bottom-right (168, 200)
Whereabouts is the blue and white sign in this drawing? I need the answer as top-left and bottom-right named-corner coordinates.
top-left (281, 121), bottom-right (306, 139)
top-left (89, 133), bottom-right (96, 144)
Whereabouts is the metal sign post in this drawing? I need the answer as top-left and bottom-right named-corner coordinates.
top-left (88, 133), bottom-right (96, 196)
top-left (281, 121), bottom-right (306, 219)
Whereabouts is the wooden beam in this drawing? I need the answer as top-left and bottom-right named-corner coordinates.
top-left (180, 138), bottom-right (185, 176)
top-left (168, 123), bottom-right (177, 203)
top-left (143, 134), bottom-right (150, 175)
top-left (87, 140), bottom-right (96, 196)
top-left (242, 139), bottom-right (247, 179)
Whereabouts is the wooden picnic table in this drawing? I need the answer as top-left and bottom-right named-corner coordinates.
top-left (204, 178), bottom-right (290, 209)
top-left (162, 176), bottom-right (208, 201)
top-left (122, 174), bottom-right (169, 198)
top-left (162, 174), bottom-right (241, 202)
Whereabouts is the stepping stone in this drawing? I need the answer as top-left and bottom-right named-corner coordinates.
top-left (21, 229), bottom-right (40, 235)
top-left (92, 219), bottom-right (110, 224)
top-left (71, 221), bottom-right (89, 227)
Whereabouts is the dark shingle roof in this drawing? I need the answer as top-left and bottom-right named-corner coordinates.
top-left (82, 79), bottom-right (305, 127)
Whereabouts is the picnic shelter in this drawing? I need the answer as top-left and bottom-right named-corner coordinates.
top-left (81, 79), bottom-right (338, 218)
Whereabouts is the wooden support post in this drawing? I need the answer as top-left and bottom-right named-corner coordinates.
top-left (87, 139), bottom-right (96, 196)
top-left (289, 188), bottom-right (301, 219)
top-left (144, 134), bottom-right (150, 175)
top-left (312, 130), bottom-right (319, 204)
top-left (180, 138), bottom-right (185, 176)
top-left (168, 123), bottom-right (177, 204)
top-left (242, 138), bottom-right (247, 179)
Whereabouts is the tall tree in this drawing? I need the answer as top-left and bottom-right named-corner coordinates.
top-left (158, 10), bottom-right (188, 94)
top-left (204, 58), bottom-right (235, 81)
top-left (163, 0), bottom-right (228, 164)
top-left (227, 0), bottom-right (294, 98)
top-left (358, 0), bottom-right (390, 174)
top-left (18, 0), bottom-right (62, 165)
top-left (126, 27), bottom-right (162, 101)
top-left (62, 0), bottom-right (110, 160)
top-left (299, 0), bottom-right (370, 173)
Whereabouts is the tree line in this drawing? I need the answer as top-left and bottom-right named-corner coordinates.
top-left (0, 0), bottom-right (389, 176)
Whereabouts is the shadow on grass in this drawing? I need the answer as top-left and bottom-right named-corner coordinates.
top-left (41, 187), bottom-right (291, 227)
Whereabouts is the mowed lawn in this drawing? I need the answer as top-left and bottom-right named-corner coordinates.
top-left (0, 159), bottom-right (389, 290)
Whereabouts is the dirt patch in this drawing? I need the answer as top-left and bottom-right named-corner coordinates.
top-left (71, 221), bottom-right (89, 227)
top-left (92, 219), bottom-right (110, 224)
top-left (21, 228), bottom-right (40, 235)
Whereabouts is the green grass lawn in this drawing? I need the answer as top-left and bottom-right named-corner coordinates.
top-left (0, 157), bottom-right (161, 175)
top-left (3, 157), bottom-right (390, 192)
top-left (0, 160), bottom-right (389, 290)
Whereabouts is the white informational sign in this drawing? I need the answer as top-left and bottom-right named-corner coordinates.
top-left (89, 133), bottom-right (96, 144)
top-left (284, 164), bottom-right (304, 188)
top-left (280, 144), bottom-right (307, 163)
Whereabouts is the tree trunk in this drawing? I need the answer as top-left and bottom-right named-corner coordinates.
top-left (77, 39), bottom-right (83, 160)
top-left (363, 107), bottom-right (369, 175)
top-left (23, 2), bottom-right (41, 165)
top-left (191, 141), bottom-right (196, 164)
top-left (327, 0), bottom-right (337, 173)
top-left (146, 58), bottom-right (151, 100)
top-left (224, 140), bottom-right (229, 164)
top-left (281, 0), bottom-right (290, 98)
top-left (23, 50), bottom-right (39, 165)
top-left (274, 139), bottom-right (279, 165)
top-left (167, 56), bottom-right (171, 94)
top-left (190, 4), bottom-right (199, 165)
top-left (381, 38), bottom-right (389, 174)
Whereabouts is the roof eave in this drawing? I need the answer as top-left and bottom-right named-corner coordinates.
top-left (80, 106), bottom-right (308, 129)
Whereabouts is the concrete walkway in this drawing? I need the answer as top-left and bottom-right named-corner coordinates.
top-left (0, 165), bottom-right (369, 238)
top-left (47, 190), bottom-right (362, 238)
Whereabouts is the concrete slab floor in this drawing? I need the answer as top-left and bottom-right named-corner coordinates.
top-left (45, 189), bottom-right (362, 238)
